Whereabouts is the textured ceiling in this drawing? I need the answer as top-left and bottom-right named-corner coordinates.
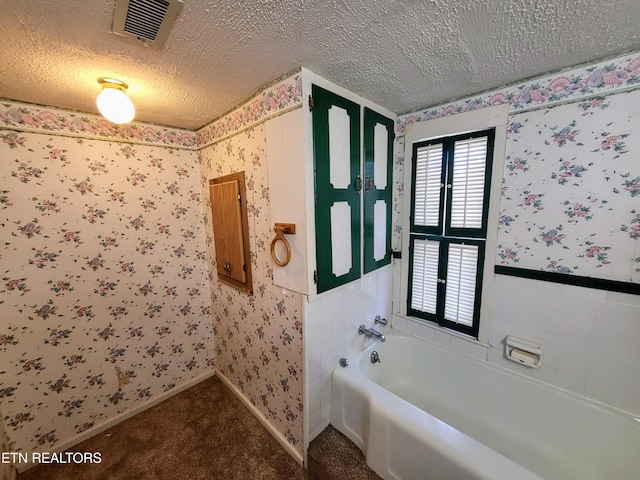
top-left (0, 0), bottom-right (639, 130)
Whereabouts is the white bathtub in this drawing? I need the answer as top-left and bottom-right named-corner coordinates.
top-left (331, 328), bottom-right (640, 480)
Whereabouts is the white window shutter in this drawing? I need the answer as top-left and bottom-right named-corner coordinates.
top-left (450, 137), bottom-right (488, 229)
top-left (444, 243), bottom-right (479, 327)
top-left (413, 143), bottom-right (443, 227)
top-left (410, 238), bottom-right (440, 314)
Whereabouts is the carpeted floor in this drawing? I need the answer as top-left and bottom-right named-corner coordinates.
top-left (307, 425), bottom-right (381, 480)
top-left (18, 375), bottom-right (309, 480)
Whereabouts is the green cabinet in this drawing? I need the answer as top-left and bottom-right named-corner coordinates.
top-left (311, 84), bottom-right (394, 293)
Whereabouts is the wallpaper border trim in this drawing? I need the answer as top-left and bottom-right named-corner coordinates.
top-left (196, 73), bottom-right (303, 148)
top-left (196, 103), bottom-right (302, 150)
top-left (0, 70), bottom-right (303, 150)
top-left (0, 102), bottom-right (197, 149)
top-left (397, 51), bottom-right (640, 136)
top-left (495, 266), bottom-right (640, 295)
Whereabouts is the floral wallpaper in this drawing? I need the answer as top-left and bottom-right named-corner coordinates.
top-left (394, 51), bottom-right (640, 283)
top-left (498, 90), bottom-right (639, 281)
top-left (0, 71), bottom-right (306, 464)
top-left (0, 128), bottom-right (214, 454)
top-left (199, 125), bottom-right (304, 455)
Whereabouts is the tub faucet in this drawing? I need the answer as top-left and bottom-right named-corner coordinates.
top-left (374, 315), bottom-right (388, 326)
top-left (358, 324), bottom-right (386, 342)
top-left (371, 328), bottom-right (386, 342)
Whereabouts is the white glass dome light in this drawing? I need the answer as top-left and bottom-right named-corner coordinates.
top-left (96, 78), bottom-right (135, 124)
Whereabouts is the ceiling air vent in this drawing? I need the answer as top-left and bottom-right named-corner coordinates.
top-left (112, 0), bottom-right (183, 47)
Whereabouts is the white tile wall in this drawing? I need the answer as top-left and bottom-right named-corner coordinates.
top-left (390, 315), bottom-right (490, 360)
top-left (391, 273), bottom-right (640, 417)
top-left (305, 265), bottom-right (393, 441)
top-left (485, 275), bottom-right (640, 415)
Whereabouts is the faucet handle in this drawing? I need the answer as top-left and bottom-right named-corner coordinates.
top-left (374, 315), bottom-right (388, 326)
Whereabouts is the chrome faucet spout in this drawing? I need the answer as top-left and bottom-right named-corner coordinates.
top-left (371, 328), bottom-right (386, 342)
top-left (358, 324), bottom-right (385, 342)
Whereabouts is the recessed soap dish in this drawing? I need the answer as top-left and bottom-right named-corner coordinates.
top-left (505, 335), bottom-right (543, 368)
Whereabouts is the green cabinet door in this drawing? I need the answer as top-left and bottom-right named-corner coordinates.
top-left (312, 84), bottom-right (361, 293)
top-left (363, 107), bottom-right (394, 273)
top-left (312, 85), bottom-right (394, 294)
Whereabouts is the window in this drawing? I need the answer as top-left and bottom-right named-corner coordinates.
top-left (407, 129), bottom-right (495, 338)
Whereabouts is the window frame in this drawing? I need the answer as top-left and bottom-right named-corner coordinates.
top-left (407, 130), bottom-right (494, 338)
top-left (398, 104), bottom-right (509, 343)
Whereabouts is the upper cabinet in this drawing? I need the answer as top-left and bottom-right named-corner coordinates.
top-left (311, 84), bottom-right (395, 293)
top-left (265, 70), bottom-right (396, 296)
top-left (209, 171), bottom-right (253, 294)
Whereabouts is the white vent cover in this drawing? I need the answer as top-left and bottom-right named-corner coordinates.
top-left (112, 0), bottom-right (183, 47)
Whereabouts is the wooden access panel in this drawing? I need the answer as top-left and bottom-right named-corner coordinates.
top-left (209, 171), bottom-right (252, 294)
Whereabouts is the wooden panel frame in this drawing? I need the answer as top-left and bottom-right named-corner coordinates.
top-left (209, 171), bottom-right (253, 294)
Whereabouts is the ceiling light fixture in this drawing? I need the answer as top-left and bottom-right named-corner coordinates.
top-left (96, 77), bottom-right (135, 124)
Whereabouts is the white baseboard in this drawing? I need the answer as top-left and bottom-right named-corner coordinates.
top-left (15, 370), bottom-right (215, 473)
top-left (215, 371), bottom-right (304, 467)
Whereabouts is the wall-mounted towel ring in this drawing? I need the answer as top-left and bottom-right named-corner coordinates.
top-left (271, 223), bottom-right (296, 267)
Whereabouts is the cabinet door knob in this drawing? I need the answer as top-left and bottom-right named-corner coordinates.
top-left (365, 175), bottom-right (372, 192)
top-left (354, 175), bottom-right (362, 194)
